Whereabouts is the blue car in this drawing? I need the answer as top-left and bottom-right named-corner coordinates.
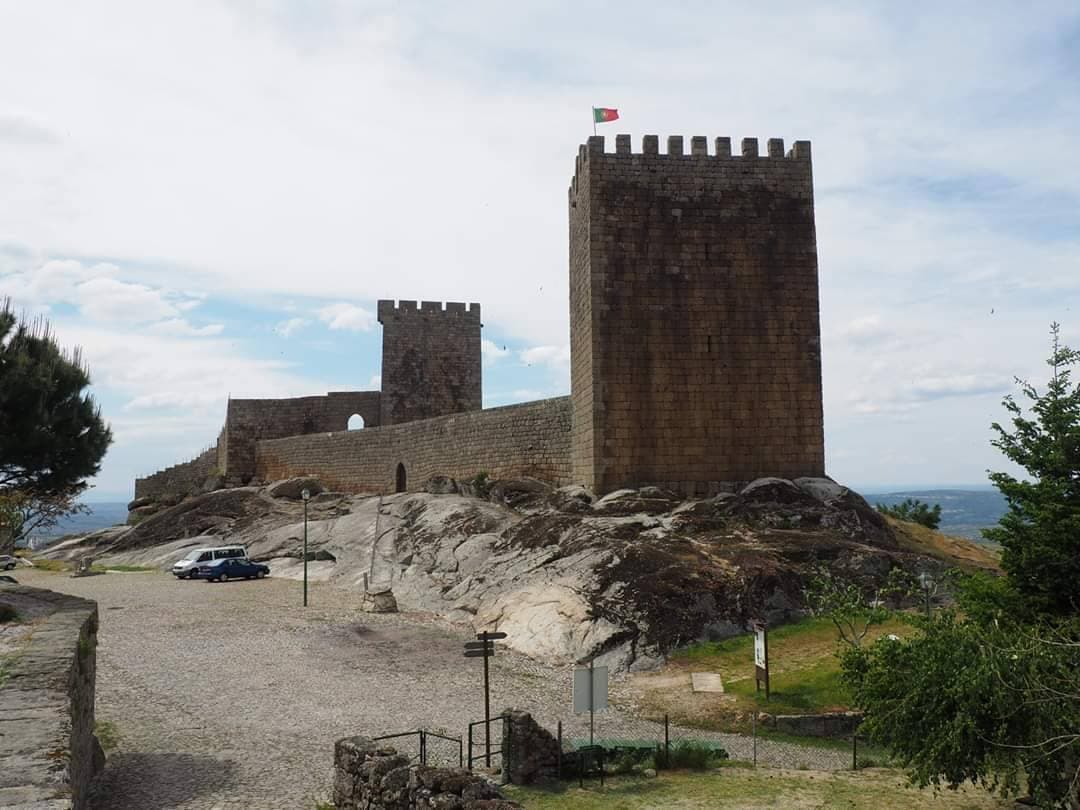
top-left (195, 557), bottom-right (270, 583)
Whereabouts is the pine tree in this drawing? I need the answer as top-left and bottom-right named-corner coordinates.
top-left (984, 323), bottom-right (1080, 616)
top-left (0, 300), bottom-right (111, 550)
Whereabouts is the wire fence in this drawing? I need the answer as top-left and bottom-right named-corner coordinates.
top-left (536, 711), bottom-right (865, 772)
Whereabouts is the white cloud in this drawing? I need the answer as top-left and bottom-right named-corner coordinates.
top-left (317, 302), bottom-right (375, 332)
top-left (838, 315), bottom-right (896, 348)
top-left (148, 319), bottom-right (224, 337)
top-left (0, 113), bottom-right (59, 146)
top-left (77, 277), bottom-right (179, 323)
top-left (275, 317), bottom-right (308, 337)
top-left (481, 338), bottom-right (510, 365)
top-left (0, 3), bottom-right (1077, 490)
top-left (520, 344), bottom-right (570, 371)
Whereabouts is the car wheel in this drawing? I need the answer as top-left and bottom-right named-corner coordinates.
top-left (257, 571), bottom-right (266, 579)
top-left (4, 563), bottom-right (14, 570)
top-left (220, 572), bottom-right (229, 583)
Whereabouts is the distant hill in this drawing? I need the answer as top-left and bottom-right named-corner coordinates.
top-left (863, 489), bottom-right (1007, 542)
top-left (23, 490), bottom-right (1009, 547)
top-left (24, 502), bottom-right (129, 549)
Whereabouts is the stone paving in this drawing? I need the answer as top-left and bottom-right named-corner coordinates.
top-left (16, 569), bottom-right (845, 809)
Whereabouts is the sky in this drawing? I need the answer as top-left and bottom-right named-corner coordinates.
top-left (1, 1), bottom-right (1078, 501)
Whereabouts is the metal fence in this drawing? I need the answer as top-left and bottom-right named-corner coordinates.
top-left (370, 728), bottom-right (463, 768)
top-left (536, 711), bottom-right (868, 772)
top-left (467, 715), bottom-right (506, 772)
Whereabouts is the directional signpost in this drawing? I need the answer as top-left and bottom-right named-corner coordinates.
top-left (464, 630), bottom-right (507, 766)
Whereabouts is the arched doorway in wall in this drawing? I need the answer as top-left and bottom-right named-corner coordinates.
top-left (347, 413), bottom-right (365, 430)
top-left (395, 463), bottom-right (407, 493)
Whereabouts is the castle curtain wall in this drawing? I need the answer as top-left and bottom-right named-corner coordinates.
top-left (255, 397), bottom-right (572, 493)
top-left (220, 392), bottom-right (381, 483)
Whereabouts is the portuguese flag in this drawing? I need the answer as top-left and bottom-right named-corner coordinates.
top-left (593, 107), bottom-right (619, 123)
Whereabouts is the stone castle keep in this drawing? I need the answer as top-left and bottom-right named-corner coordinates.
top-left (135, 135), bottom-right (825, 503)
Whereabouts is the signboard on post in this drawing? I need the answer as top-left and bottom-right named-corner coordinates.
top-left (464, 630), bottom-right (508, 766)
top-left (572, 660), bottom-right (608, 746)
top-left (753, 623), bottom-right (769, 700)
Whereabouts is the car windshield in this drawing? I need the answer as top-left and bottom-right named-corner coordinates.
top-left (183, 550), bottom-right (203, 561)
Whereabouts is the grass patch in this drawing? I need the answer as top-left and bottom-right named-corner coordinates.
top-left (626, 615), bottom-right (916, 733)
top-left (95, 720), bottom-right (120, 752)
top-left (673, 615), bottom-right (911, 715)
top-left (90, 564), bottom-right (157, 573)
top-left (505, 766), bottom-right (1011, 809)
top-left (27, 559), bottom-right (71, 572)
top-left (887, 517), bottom-right (999, 572)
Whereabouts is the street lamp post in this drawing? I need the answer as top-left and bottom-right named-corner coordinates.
top-left (302, 488), bottom-right (310, 607)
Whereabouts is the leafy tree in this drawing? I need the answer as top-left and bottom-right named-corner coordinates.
top-left (984, 322), bottom-right (1080, 616)
top-left (843, 613), bottom-right (1079, 808)
top-left (876, 497), bottom-right (943, 529)
top-left (844, 326), bottom-right (1080, 808)
top-left (0, 300), bottom-right (111, 551)
top-left (804, 567), bottom-right (912, 649)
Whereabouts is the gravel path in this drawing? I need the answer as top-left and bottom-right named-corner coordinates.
top-left (19, 570), bottom-right (845, 808)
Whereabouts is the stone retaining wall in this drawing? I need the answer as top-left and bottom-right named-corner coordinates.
top-left (0, 585), bottom-right (103, 808)
top-left (333, 736), bottom-right (521, 809)
top-left (256, 397), bottom-right (572, 494)
top-left (760, 711), bottom-right (862, 739)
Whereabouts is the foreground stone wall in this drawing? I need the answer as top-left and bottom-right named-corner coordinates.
top-left (569, 134), bottom-right (826, 496)
top-left (133, 445), bottom-right (218, 502)
top-left (0, 586), bottom-right (102, 808)
top-left (333, 736), bottom-right (521, 809)
top-left (256, 397), bottom-right (571, 493)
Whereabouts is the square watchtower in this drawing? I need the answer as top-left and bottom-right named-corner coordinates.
top-left (377, 300), bottom-right (482, 426)
top-left (568, 134), bottom-right (825, 496)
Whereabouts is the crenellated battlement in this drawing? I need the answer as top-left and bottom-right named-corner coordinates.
top-left (571, 135), bottom-right (811, 194)
top-left (377, 299), bottom-right (481, 323)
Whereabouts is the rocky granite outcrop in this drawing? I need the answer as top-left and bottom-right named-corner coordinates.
top-left (40, 476), bottom-right (995, 672)
top-left (0, 585), bottom-right (103, 808)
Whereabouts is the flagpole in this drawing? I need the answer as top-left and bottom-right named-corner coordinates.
top-left (592, 108), bottom-right (596, 137)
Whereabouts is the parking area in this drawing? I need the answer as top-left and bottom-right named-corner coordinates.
top-left (18, 570), bottom-right (564, 809)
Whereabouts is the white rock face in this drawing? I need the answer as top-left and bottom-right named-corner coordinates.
top-left (45, 476), bottom-right (928, 672)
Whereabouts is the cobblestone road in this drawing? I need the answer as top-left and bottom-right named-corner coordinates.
top-left (21, 570), bottom-right (845, 809)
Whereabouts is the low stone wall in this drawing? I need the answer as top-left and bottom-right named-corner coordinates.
top-left (257, 397), bottom-right (572, 494)
top-left (760, 711), bottom-right (862, 739)
top-left (134, 445), bottom-right (218, 502)
top-left (333, 736), bottom-right (521, 809)
top-left (502, 710), bottom-right (560, 785)
top-left (0, 585), bottom-right (103, 808)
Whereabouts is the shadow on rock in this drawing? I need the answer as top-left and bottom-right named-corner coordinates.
top-left (88, 752), bottom-right (239, 809)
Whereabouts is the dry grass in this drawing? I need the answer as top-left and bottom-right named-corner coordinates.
top-left (886, 518), bottom-right (999, 572)
top-left (506, 766), bottom-right (1011, 809)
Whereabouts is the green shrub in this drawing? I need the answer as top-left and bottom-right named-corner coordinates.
top-left (0, 604), bottom-right (17, 624)
top-left (655, 740), bottom-right (728, 770)
top-left (875, 498), bottom-right (942, 529)
top-left (95, 720), bottom-right (120, 752)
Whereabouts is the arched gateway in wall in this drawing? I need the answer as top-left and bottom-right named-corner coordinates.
top-left (395, 463), bottom-right (407, 493)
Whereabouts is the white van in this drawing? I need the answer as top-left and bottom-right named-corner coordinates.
top-left (171, 545), bottom-right (248, 579)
